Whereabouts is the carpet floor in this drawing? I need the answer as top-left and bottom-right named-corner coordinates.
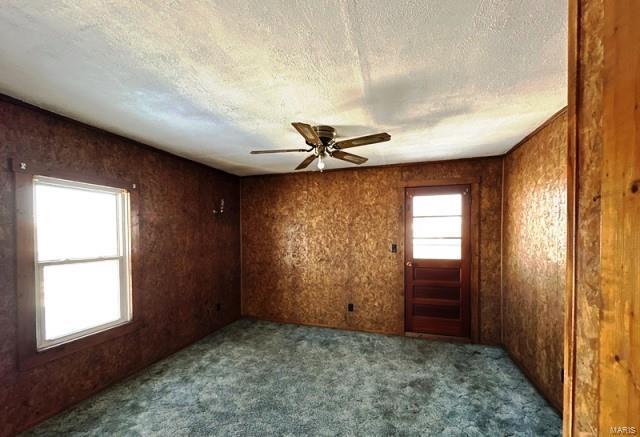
top-left (24, 319), bottom-right (561, 436)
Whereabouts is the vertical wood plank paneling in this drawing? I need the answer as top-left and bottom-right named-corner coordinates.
top-left (568, 0), bottom-right (605, 434)
top-left (568, 0), bottom-right (640, 433)
top-left (599, 0), bottom-right (640, 429)
top-left (563, 0), bottom-right (579, 433)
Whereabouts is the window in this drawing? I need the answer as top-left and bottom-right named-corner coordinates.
top-left (412, 193), bottom-right (463, 259)
top-left (33, 176), bottom-right (132, 350)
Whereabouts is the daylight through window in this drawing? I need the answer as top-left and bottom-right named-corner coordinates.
top-left (33, 176), bottom-right (132, 350)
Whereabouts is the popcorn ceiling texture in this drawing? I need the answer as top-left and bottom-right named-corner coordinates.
top-left (502, 110), bottom-right (568, 411)
top-left (241, 158), bottom-right (503, 343)
top-left (0, 0), bottom-right (567, 175)
top-left (0, 96), bottom-right (242, 436)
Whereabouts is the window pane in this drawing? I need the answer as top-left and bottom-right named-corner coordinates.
top-left (413, 194), bottom-right (461, 217)
top-left (42, 260), bottom-right (122, 340)
top-left (35, 182), bottom-right (120, 261)
top-left (413, 216), bottom-right (462, 238)
top-left (413, 238), bottom-right (461, 260)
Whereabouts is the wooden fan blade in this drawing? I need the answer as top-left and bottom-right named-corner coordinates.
top-left (250, 148), bottom-right (309, 154)
top-left (292, 122), bottom-right (322, 146)
top-left (295, 154), bottom-right (317, 170)
top-left (333, 132), bottom-right (390, 149)
top-left (331, 150), bottom-right (368, 165)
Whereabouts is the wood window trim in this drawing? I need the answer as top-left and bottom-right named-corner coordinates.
top-left (13, 158), bottom-right (142, 371)
top-left (400, 177), bottom-right (481, 343)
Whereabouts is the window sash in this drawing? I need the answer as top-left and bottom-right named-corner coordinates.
top-left (411, 193), bottom-right (463, 259)
top-left (33, 176), bottom-right (133, 350)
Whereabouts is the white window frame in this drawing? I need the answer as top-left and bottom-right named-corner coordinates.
top-left (33, 176), bottom-right (133, 350)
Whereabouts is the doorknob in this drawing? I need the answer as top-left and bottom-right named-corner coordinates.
top-left (406, 261), bottom-right (413, 267)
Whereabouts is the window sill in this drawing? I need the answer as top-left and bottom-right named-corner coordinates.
top-left (18, 319), bottom-right (144, 371)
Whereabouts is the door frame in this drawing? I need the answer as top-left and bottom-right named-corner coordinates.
top-left (402, 177), bottom-right (481, 343)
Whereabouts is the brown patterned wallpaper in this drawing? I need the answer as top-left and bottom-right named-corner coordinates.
top-left (241, 158), bottom-right (503, 343)
top-left (0, 96), bottom-right (241, 436)
top-left (502, 110), bottom-right (568, 411)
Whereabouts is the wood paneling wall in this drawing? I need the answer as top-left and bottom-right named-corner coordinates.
top-left (241, 158), bottom-right (503, 344)
top-left (565, 0), bottom-right (604, 434)
top-left (0, 96), bottom-right (241, 436)
top-left (566, 0), bottom-right (640, 433)
top-left (502, 110), bottom-right (568, 411)
top-left (599, 0), bottom-right (640, 427)
top-left (573, 0), bottom-right (604, 431)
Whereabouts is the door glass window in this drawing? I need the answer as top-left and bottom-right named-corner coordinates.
top-left (412, 194), bottom-right (462, 259)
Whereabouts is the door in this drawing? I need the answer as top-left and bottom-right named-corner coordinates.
top-left (404, 185), bottom-right (471, 337)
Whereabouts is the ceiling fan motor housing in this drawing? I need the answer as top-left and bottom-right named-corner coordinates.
top-left (313, 125), bottom-right (336, 146)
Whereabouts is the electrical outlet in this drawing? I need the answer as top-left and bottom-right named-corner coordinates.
top-left (391, 243), bottom-right (397, 253)
top-left (348, 303), bottom-right (354, 312)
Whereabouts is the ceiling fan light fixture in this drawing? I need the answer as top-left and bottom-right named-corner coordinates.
top-left (250, 123), bottom-right (390, 172)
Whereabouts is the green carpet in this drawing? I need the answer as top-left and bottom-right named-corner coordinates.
top-left (24, 319), bottom-right (561, 436)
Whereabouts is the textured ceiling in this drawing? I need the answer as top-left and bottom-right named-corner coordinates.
top-left (0, 1), bottom-right (567, 175)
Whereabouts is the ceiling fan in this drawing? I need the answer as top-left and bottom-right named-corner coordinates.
top-left (250, 123), bottom-right (391, 171)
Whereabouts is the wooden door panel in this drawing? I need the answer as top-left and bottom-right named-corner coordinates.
top-left (405, 184), bottom-right (471, 338)
top-left (413, 285), bottom-right (460, 300)
top-left (413, 266), bottom-right (460, 282)
top-left (410, 314), bottom-right (465, 337)
top-left (413, 303), bottom-right (460, 319)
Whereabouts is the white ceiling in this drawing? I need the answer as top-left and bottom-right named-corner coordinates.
top-left (0, 1), bottom-right (567, 176)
